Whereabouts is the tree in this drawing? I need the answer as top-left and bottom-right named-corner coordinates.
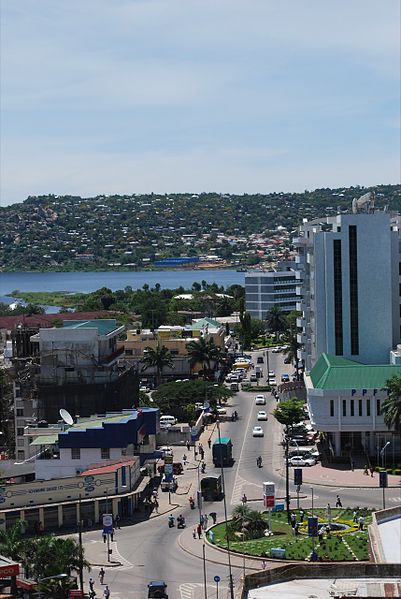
top-left (186, 337), bottom-right (220, 379)
top-left (382, 376), bottom-right (401, 433)
top-left (228, 505), bottom-right (266, 540)
top-left (216, 296), bottom-right (233, 317)
top-left (280, 325), bottom-right (301, 377)
top-left (141, 344), bottom-right (174, 387)
top-left (0, 520), bottom-right (25, 562)
top-left (272, 398), bottom-right (305, 433)
top-left (266, 306), bottom-right (287, 341)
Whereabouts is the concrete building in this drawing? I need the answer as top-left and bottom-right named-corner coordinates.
top-left (245, 263), bottom-right (298, 320)
top-left (294, 212), bottom-right (400, 371)
top-left (0, 408), bottom-right (159, 532)
top-left (306, 353), bottom-right (401, 460)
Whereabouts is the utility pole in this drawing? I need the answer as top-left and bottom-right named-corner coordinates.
top-left (217, 419), bottom-right (234, 599)
top-left (78, 495), bottom-right (84, 594)
top-left (285, 430), bottom-right (290, 523)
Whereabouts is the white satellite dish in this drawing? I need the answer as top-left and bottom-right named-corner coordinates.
top-left (59, 408), bottom-right (74, 426)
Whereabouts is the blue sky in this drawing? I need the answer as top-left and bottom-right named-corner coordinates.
top-left (1, 0), bottom-right (400, 205)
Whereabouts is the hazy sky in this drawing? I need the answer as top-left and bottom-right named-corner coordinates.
top-left (1, 0), bottom-right (400, 205)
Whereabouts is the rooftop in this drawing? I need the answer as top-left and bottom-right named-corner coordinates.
top-left (310, 353), bottom-right (401, 390)
top-left (62, 319), bottom-right (121, 335)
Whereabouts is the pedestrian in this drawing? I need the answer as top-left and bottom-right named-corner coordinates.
top-left (115, 514), bottom-right (121, 529)
top-left (186, 441), bottom-right (191, 452)
top-left (201, 462), bottom-right (206, 474)
top-left (261, 559), bottom-right (267, 570)
top-left (110, 528), bottom-right (114, 542)
top-left (98, 568), bottom-right (105, 585)
top-left (207, 438), bottom-right (211, 449)
top-left (209, 512), bottom-right (217, 525)
top-left (358, 516), bottom-right (364, 531)
top-left (183, 453), bottom-right (187, 466)
top-left (199, 448), bottom-right (205, 461)
top-left (193, 528), bottom-right (196, 539)
top-left (290, 512), bottom-right (296, 528)
top-left (242, 493), bottom-right (248, 504)
top-left (318, 526), bottom-right (325, 542)
top-left (89, 591), bottom-right (96, 599)
top-left (103, 585), bottom-right (110, 598)
top-left (363, 464), bottom-right (369, 476)
top-left (353, 510), bottom-right (358, 523)
top-left (200, 514), bottom-right (204, 526)
top-left (152, 488), bottom-right (158, 499)
top-left (153, 498), bottom-right (159, 512)
top-left (203, 514), bottom-right (208, 530)
top-left (102, 532), bottom-right (107, 544)
top-left (299, 509), bottom-right (304, 523)
top-left (197, 523), bottom-right (202, 539)
top-left (294, 523), bottom-right (299, 536)
top-left (370, 466), bottom-right (374, 478)
top-left (89, 577), bottom-right (95, 592)
top-left (335, 495), bottom-right (342, 508)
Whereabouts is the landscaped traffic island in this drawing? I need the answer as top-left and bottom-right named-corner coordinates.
top-left (210, 507), bottom-right (372, 561)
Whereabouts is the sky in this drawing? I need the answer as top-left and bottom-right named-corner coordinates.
top-left (1, 0), bottom-right (400, 205)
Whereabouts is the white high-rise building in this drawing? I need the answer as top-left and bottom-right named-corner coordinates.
top-left (295, 211), bottom-right (401, 371)
top-left (245, 262), bottom-right (298, 320)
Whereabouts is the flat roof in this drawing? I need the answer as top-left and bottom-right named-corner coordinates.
top-left (248, 578), bottom-right (401, 598)
top-left (62, 319), bottom-right (121, 335)
top-left (310, 353), bottom-right (401, 390)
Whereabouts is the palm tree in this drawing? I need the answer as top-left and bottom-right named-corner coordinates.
top-left (141, 344), bottom-right (174, 387)
top-left (383, 376), bottom-right (401, 433)
top-left (266, 306), bottom-right (287, 341)
top-left (280, 325), bottom-right (301, 377)
top-left (229, 505), bottom-right (266, 540)
top-left (187, 337), bottom-right (218, 379)
top-left (0, 520), bottom-right (25, 561)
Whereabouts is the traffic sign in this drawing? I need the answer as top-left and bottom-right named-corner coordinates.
top-left (294, 468), bottom-right (302, 486)
top-left (214, 575), bottom-right (221, 583)
top-left (379, 471), bottom-right (388, 488)
top-left (263, 495), bottom-right (275, 508)
top-left (102, 514), bottom-right (113, 534)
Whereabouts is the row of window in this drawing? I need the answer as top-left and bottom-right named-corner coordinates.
top-left (329, 398), bottom-right (381, 418)
top-left (71, 447), bottom-right (110, 460)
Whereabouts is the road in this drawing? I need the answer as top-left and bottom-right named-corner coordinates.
top-left (81, 349), bottom-right (401, 598)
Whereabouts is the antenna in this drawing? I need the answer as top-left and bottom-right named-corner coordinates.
top-left (59, 408), bottom-right (74, 426)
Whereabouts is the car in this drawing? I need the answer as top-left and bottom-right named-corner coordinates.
top-left (281, 373), bottom-right (290, 382)
top-left (159, 446), bottom-right (173, 457)
top-left (288, 436), bottom-right (315, 446)
top-left (289, 456), bottom-right (316, 467)
top-left (289, 449), bottom-right (320, 461)
top-left (257, 410), bottom-right (268, 421)
top-left (250, 373), bottom-right (257, 382)
top-left (160, 475), bottom-right (178, 491)
top-left (272, 347), bottom-right (281, 353)
top-left (139, 385), bottom-right (150, 393)
top-left (257, 356), bottom-right (264, 364)
top-left (268, 378), bottom-right (277, 386)
top-left (252, 426), bottom-right (264, 437)
top-left (217, 406), bottom-right (227, 415)
top-left (255, 394), bottom-right (266, 405)
top-left (284, 357), bottom-right (291, 364)
top-left (148, 580), bottom-right (168, 599)
top-left (268, 370), bottom-right (275, 377)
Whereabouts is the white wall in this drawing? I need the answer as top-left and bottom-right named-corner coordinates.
top-left (35, 446), bottom-right (123, 480)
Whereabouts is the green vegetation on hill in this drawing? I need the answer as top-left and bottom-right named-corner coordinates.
top-left (1, 185), bottom-right (399, 271)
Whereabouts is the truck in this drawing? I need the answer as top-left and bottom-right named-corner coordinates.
top-left (200, 475), bottom-right (223, 501)
top-left (212, 437), bottom-right (233, 467)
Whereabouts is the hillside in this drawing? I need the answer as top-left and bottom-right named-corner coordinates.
top-left (1, 185), bottom-right (399, 271)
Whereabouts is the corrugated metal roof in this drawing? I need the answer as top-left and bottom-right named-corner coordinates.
top-left (310, 353), bottom-right (401, 389)
top-left (62, 319), bottom-right (120, 335)
top-left (80, 458), bottom-right (137, 476)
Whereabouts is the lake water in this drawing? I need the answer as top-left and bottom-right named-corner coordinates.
top-left (0, 270), bottom-right (246, 296)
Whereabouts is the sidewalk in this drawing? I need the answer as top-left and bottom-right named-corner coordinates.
top-left (298, 462), bottom-right (401, 489)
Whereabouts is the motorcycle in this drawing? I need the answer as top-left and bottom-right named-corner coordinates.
top-left (168, 515), bottom-right (175, 528)
top-left (177, 515), bottom-right (186, 529)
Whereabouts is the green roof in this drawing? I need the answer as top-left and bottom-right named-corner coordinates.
top-left (310, 353), bottom-right (401, 390)
top-left (30, 434), bottom-right (59, 446)
top-left (213, 437), bottom-right (231, 445)
top-left (191, 317), bottom-right (222, 330)
top-left (62, 319), bottom-right (120, 335)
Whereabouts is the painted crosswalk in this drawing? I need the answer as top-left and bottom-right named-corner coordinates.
top-left (179, 582), bottom-right (229, 599)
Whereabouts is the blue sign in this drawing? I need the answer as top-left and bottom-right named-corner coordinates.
top-left (379, 471), bottom-right (388, 488)
top-left (214, 575), bottom-right (221, 583)
top-left (294, 468), bottom-right (302, 486)
top-left (307, 516), bottom-right (318, 537)
top-left (102, 514), bottom-right (113, 534)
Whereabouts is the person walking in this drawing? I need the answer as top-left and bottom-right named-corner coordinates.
top-left (335, 495), bottom-right (342, 508)
top-left (183, 453), bottom-right (187, 466)
top-left (358, 516), bottom-right (364, 531)
top-left (98, 568), bottom-right (105, 585)
top-left (115, 514), bottom-right (121, 529)
top-left (196, 523), bottom-right (202, 539)
top-left (186, 440), bottom-right (191, 452)
top-left (102, 532), bottom-right (107, 544)
top-left (89, 578), bottom-right (95, 593)
top-left (153, 498), bottom-right (159, 513)
top-left (199, 447), bottom-right (205, 461)
top-left (209, 512), bottom-right (217, 525)
top-left (103, 585), bottom-right (110, 598)
top-left (207, 438), bottom-right (211, 449)
top-left (203, 514), bottom-right (208, 530)
top-left (353, 510), bottom-right (358, 523)
top-left (242, 493), bottom-right (248, 504)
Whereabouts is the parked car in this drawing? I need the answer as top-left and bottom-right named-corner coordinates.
top-left (255, 394), bottom-right (266, 405)
top-left (268, 370), bottom-right (275, 377)
top-left (288, 436), bottom-right (315, 446)
top-left (272, 347), bottom-right (281, 353)
top-left (160, 475), bottom-right (178, 491)
top-left (257, 410), bottom-right (268, 421)
top-left (289, 449), bottom-right (320, 461)
top-left (250, 373), bottom-right (257, 382)
top-left (217, 406), bottom-right (227, 415)
top-left (257, 356), bottom-right (264, 364)
top-left (284, 357), bottom-right (291, 364)
top-left (281, 373), bottom-right (290, 382)
top-left (159, 446), bottom-right (173, 457)
top-left (289, 456), bottom-right (316, 467)
top-left (268, 378), bottom-right (277, 386)
top-left (252, 426), bottom-right (264, 437)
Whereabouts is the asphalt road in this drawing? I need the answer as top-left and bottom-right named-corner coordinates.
top-left (82, 349), bottom-right (401, 599)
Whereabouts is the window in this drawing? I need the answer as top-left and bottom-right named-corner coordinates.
top-left (349, 225), bottom-right (359, 355)
top-left (358, 400), bottom-right (362, 416)
top-left (330, 400), bottom-right (334, 417)
top-left (399, 304), bottom-right (401, 318)
top-left (101, 448), bottom-right (110, 460)
top-left (342, 400), bottom-right (346, 417)
top-left (65, 367), bottom-right (75, 372)
top-left (350, 400), bottom-right (354, 417)
top-left (17, 450), bottom-right (24, 460)
top-left (17, 427), bottom-right (24, 437)
top-left (16, 408), bottom-right (24, 417)
top-left (333, 240), bottom-right (343, 355)
top-left (71, 448), bottom-right (81, 460)
top-left (376, 399), bottom-right (381, 416)
top-left (366, 399), bottom-right (371, 417)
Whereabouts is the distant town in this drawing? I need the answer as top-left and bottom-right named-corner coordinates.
top-left (1, 184), bottom-right (399, 272)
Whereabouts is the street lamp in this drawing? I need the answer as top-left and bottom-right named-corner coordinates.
top-left (380, 441), bottom-right (391, 469)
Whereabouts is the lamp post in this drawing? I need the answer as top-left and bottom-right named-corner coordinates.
top-left (77, 494), bottom-right (84, 593)
top-left (380, 441), bottom-right (391, 470)
top-left (284, 428), bottom-right (290, 523)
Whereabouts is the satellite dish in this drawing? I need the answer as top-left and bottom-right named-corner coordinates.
top-left (59, 408), bottom-right (74, 426)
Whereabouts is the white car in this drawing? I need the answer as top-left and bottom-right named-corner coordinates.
top-left (255, 395), bottom-right (266, 405)
top-left (252, 426), bottom-right (264, 437)
top-left (268, 378), bottom-right (277, 386)
top-left (272, 347), bottom-right (281, 353)
top-left (268, 370), bottom-right (275, 378)
top-left (289, 456), bottom-right (316, 467)
top-left (159, 446), bottom-right (173, 457)
top-left (257, 410), bottom-right (268, 421)
top-left (217, 406), bottom-right (227, 415)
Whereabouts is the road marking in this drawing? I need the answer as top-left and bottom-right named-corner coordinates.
top-left (388, 496), bottom-right (401, 503)
top-left (179, 582), bottom-right (228, 599)
top-left (230, 395), bottom-right (260, 505)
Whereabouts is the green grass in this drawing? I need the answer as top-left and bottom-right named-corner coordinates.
top-left (9, 290), bottom-right (82, 307)
top-left (210, 508), bottom-right (372, 562)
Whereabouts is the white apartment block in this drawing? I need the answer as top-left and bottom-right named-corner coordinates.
top-left (245, 263), bottom-right (298, 320)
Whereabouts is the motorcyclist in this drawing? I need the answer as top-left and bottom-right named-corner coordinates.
top-left (177, 514), bottom-right (186, 528)
top-left (168, 514), bottom-right (175, 527)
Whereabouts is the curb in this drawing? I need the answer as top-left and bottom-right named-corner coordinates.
top-left (88, 561), bottom-right (122, 568)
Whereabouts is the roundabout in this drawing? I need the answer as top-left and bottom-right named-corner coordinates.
top-left (208, 507), bottom-right (373, 562)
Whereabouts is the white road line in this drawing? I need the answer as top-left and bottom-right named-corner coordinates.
top-left (179, 583), bottom-right (228, 599)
